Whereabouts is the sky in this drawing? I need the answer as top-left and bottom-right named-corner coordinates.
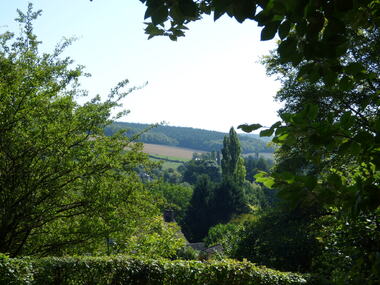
top-left (0, 0), bottom-right (282, 133)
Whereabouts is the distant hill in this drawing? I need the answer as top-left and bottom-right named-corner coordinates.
top-left (104, 122), bottom-right (274, 154)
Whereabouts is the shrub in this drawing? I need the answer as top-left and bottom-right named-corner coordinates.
top-left (0, 255), bottom-right (309, 284)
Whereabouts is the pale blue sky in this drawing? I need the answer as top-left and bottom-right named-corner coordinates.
top-left (0, 0), bottom-right (281, 133)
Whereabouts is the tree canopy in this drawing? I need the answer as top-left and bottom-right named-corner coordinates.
top-left (0, 4), bottom-right (175, 257)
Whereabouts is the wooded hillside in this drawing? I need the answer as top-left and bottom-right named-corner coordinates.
top-left (104, 122), bottom-right (274, 154)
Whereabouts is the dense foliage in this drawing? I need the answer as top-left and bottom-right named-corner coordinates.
top-left (105, 122), bottom-right (274, 154)
top-left (148, 181), bottom-right (193, 224)
top-left (0, 255), bottom-right (309, 285)
top-left (179, 159), bottom-right (221, 184)
top-left (232, 207), bottom-right (321, 273)
top-left (182, 128), bottom-right (268, 241)
top-left (255, 18), bottom-right (380, 285)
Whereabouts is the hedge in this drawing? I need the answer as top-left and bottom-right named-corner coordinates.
top-left (0, 255), bottom-right (310, 285)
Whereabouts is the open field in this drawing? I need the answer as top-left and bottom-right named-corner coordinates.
top-left (142, 143), bottom-right (205, 160)
top-left (149, 157), bottom-right (184, 170)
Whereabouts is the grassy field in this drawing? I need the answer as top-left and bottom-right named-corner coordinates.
top-left (149, 157), bottom-right (184, 170)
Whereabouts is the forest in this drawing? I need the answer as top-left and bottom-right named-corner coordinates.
top-left (1, 1), bottom-right (379, 284)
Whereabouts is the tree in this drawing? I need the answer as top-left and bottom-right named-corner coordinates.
top-left (214, 127), bottom-right (249, 220)
top-left (0, 5), bottom-right (152, 257)
top-left (148, 181), bottom-right (193, 224)
top-left (182, 175), bottom-right (215, 242)
top-left (221, 127), bottom-right (246, 185)
top-left (257, 27), bottom-right (380, 214)
top-left (256, 27), bottom-right (380, 283)
top-left (180, 158), bottom-right (221, 184)
top-left (232, 206), bottom-right (321, 273)
top-left (213, 179), bottom-right (248, 222)
top-left (244, 155), bottom-right (272, 182)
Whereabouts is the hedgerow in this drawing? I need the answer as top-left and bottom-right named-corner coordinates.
top-left (0, 255), bottom-right (310, 284)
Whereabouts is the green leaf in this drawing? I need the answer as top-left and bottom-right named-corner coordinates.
top-left (178, 0), bottom-right (198, 18)
top-left (144, 7), bottom-right (153, 20)
top-left (278, 37), bottom-right (297, 59)
top-left (214, 0), bottom-right (232, 21)
top-left (278, 20), bottom-right (291, 39)
top-left (260, 128), bottom-right (274, 137)
top-left (261, 21), bottom-right (280, 41)
top-left (338, 141), bottom-right (361, 156)
top-left (145, 23), bottom-right (165, 39)
top-left (255, 172), bottom-right (275, 188)
top-left (345, 63), bottom-right (364, 76)
top-left (279, 112), bottom-right (292, 122)
top-left (277, 133), bottom-right (289, 142)
top-left (254, 10), bottom-right (272, 26)
top-left (238, 123), bottom-right (262, 133)
top-left (151, 5), bottom-right (169, 25)
top-left (232, 0), bottom-right (257, 23)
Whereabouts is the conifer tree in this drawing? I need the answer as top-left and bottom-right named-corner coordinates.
top-left (182, 175), bottom-right (215, 242)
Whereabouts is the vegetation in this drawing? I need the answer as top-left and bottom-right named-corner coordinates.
top-left (105, 122), bottom-right (275, 154)
top-left (182, 128), bottom-right (267, 242)
top-left (0, 255), bottom-right (309, 285)
top-left (138, 0), bottom-right (379, 283)
top-left (1, 1), bottom-right (379, 284)
top-left (0, 5), bottom-right (185, 259)
top-left (142, 143), bottom-right (200, 160)
top-left (148, 182), bottom-right (193, 224)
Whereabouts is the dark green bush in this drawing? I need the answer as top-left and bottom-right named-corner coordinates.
top-left (0, 255), bottom-right (309, 284)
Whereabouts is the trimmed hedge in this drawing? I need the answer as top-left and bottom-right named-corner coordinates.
top-left (0, 255), bottom-right (309, 284)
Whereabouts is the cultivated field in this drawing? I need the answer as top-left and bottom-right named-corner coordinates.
top-left (142, 143), bottom-right (205, 160)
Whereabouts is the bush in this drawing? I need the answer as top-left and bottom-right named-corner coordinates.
top-left (0, 255), bottom-right (309, 284)
top-left (232, 208), bottom-right (320, 273)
